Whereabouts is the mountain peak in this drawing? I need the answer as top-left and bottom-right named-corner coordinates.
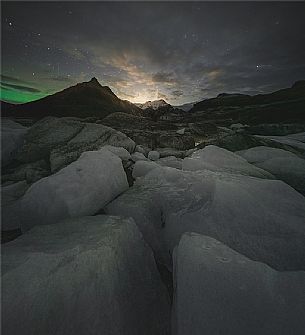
top-left (140, 99), bottom-right (170, 110)
top-left (89, 77), bottom-right (100, 85)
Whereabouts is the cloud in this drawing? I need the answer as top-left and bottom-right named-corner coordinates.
top-left (157, 92), bottom-right (168, 100)
top-left (2, 2), bottom-right (305, 104)
top-left (1, 81), bottom-right (41, 93)
top-left (152, 72), bottom-right (175, 83)
top-left (1, 75), bottom-right (32, 86)
top-left (45, 76), bottom-right (74, 83)
top-left (172, 90), bottom-right (184, 97)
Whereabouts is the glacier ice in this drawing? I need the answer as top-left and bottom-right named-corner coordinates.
top-left (1, 119), bottom-right (27, 166)
top-left (1, 180), bottom-right (29, 230)
top-left (157, 156), bottom-right (182, 169)
top-left (101, 145), bottom-right (131, 161)
top-left (148, 150), bottom-right (160, 161)
top-left (132, 160), bottom-right (159, 178)
top-left (20, 148), bottom-right (129, 231)
top-left (131, 152), bottom-right (148, 162)
top-left (2, 215), bottom-right (170, 335)
top-left (255, 132), bottom-right (305, 156)
top-left (173, 233), bottom-right (305, 335)
top-left (237, 146), bottom-right (305, 195)
top-left (107, 165), bottom-right (305, 270)
top-left (182, 145), bottom-right (274, 178)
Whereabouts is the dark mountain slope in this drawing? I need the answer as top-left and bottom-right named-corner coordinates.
top-left (1, 77), bottom-right (142, 119)
top-left (190, 81), bottom-right (305, 124)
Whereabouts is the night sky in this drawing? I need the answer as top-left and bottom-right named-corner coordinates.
top-left (1, 1), bottom-right (305, 105)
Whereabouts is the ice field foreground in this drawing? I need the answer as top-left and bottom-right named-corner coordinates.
top-left (2, 118), bottom-right (305, 335)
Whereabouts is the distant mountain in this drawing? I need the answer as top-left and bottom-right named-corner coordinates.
top-left (137, 99), bottom-right (186, 121)
top-left (192, 81), bottom-right (305, 111)
top-left (173, 102), bottom-right (195, 112)
top-left (191, 80), bottom-right (305, 124)
top-left (137, 99), bottom-right (170, 110)
top-left (1, 77), bottom-right (142, 119)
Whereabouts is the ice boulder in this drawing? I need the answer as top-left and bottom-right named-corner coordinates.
top-left (148, 150), bottom-right (160, 161)
top-left (102, 145), bottom-right (131, 161)
top-left (2, 159), bottom-right (49, 184)
top-left (157, 156), bottom-right (182, 169)
top-left (157, 147), bottom-right (186, 158)
top-left (236, 145), bottom-right (297, 163)
top-left (107, 166), bottom-right (305, 270)
top-left (1, 181), bottom-right (29, 231)
top-left (15, 116), bottom-right (84, 163)
top-left (132, 160), bottom-right (159, 178)
top-left (13, 117), bottom-right (135, 171)
top-left (50, 122), bottom-right (135, 171)
top-left (135, 144), bottom-right (150, 156)
top-left (20, 149), bottom-right (129, 231)
top-left (1, 119), bottom-right (27, 166)
top-left (131, 152), bottom-right (148, 162)
top-left (183, 145), bottom-right (273, 178)
top-left (173, 233), bottom-right (305, 335)
top-left (237, 146), bottom-right (305, 195)
top-left (2, 215), bottom-right (170, 335)
top-left (255, 132), bottom-right (305, 157)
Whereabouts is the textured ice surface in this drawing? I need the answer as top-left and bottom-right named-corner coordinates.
top-left (101, 145), bottom-right (131, 161)
top-left (21, 148), bottom-right (129, 231)
top-left (135, 144), bottom-right (150, 156)
top-left (236, 145), bottom-right (297, 163)
top-left (131, 152), bottom-right (148, 162)
top-left (157, 156), bottom-right (182, 169)
top-left (157, 148), bottom-right (186, 158)
top-left (237, 146), bottom-right (305, 195)
top-left (148, 150), bottom-right (160, 161)
top-left (107, 165), bottom-right (305, 270)
top-left (173, 233), bottom-right (305, 335)
top-left (132, 160), bottom-right (159, 178)
top-left (2, 215), bottom-right (170, 335)
top-left (1, 119), bottom-right (27, 166)
top-left (50, 122), bottom-right (135, 171)
top-left (182, 145), bottom-right (273, 178)
top-left (255, 132), bottom-right (305, 155)
top-left (1, 180), bottom-right (29, 230)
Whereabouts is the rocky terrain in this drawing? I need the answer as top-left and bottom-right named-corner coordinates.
top-left (1, 79), bottom-right (305, 334)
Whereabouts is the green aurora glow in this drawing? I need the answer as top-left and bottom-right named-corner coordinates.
top-left (0, 86), bottom-right (48, 104)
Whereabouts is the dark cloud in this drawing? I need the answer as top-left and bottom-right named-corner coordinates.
top-left (1, 75), bottom-right (32, 85)
top-left (2, 2), bottom-right (305, 104)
